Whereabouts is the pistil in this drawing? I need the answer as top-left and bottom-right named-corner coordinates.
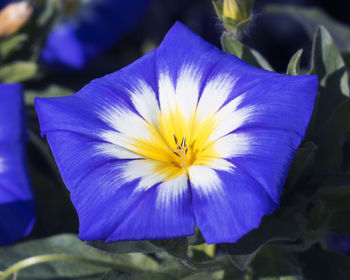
top-left (169, 134), bottom-right (192, 169)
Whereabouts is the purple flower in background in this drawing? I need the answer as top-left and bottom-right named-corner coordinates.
top-left (35, 22), bottom-right (317, 244)
top-left (0, 84), bottom-right (36, 245)
top-left (327, 233), bottom-right (350, 255)
top-left (41, 0), bottom-right (151, 70)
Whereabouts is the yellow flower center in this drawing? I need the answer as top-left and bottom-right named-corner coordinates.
top-left (127, 107), bottom-right (220, 180)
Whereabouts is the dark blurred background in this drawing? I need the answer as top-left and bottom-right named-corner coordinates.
top-left (30, 0), bottom-right (350, 92)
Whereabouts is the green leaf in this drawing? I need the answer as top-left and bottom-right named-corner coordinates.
top-left (187, 229), bottom-right (205, 246)
top-left (180, 271), bottom-right (224, 280)
top-left (250, 246), bottom-right (302, 280)
top-left (228, 252), bottom-right (258, 271)
top-left (307, 26), bottom-right (349, 134)
top-left (28, 0), bottom-right (61, 61)
top-left (286, 49), bottom-right (303, 75)
top-left (222, 268), bottom-right (246, 280)
top-left (0, 34), bottom-right (28, 61)
top-left (28, 161), bottom-right (78, 237)
top-left (315, 175), bottom-right (350, 207)
top-left (0, 234), bottom-right (158, 280)
top-left (221, 32), bottom-right (273, 71)
top-left (284, 141), bottom-right (317, 192)
top-left (102, 270), bottom-right (175, 280)
top-left (87, 240), bottom-right (162, 254)
top-left (0, 61), bottom-right (37, 83)
top-left (316, 99), bottom-right (350, 171)
top-left (189, 243), bottom-right (215, 260)
top-left (224, 214), bottom-right (301, 270)
top-left (265, 5), bottom-right (350, 52)
top-left (156, 257), bottom-right (193, 279)
top-left (297, 247), bottom-right (350, 280)
top-left (7, 0), bottom-right (61, 62)
top-left (25, 85), bottom-right (74, 106)
top-left (152, 238), bottom-right (188, 258)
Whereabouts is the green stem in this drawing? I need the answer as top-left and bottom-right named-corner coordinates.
top-left (0, 254), bottom-right (139, 280)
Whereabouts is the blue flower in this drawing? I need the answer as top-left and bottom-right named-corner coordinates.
top-left (35, 22), bottom-right (318, 244)
top-left (0, 83), bottom-right (36, 245)
top-left (41, 0), bottom-right (151, 70)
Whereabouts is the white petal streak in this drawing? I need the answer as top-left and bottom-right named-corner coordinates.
top-left (98, 130), bottom-right (144, 156)
top-left (98, 105), bottom-right (151, 140)
top-left (156, 174), bottom-right (188, 209)
top-left (214, 133), bottom-right (252, 158)
top-left (95, 142), bottom-right (143, 159)
top-left (122, 160), bottom-right (167, 192)
top-left (188, 165), bottom-right (222, 198)
top-left (129, 79), bottom-right (160, 125)
top-left (196, 74), bottom-right (238, 122)
top-left (209, 92), bottom-right (256, 141)
top-left (175, 65), bottom-right (201, 118)
top-left (158, 71), bottom-right (176, 115)
top-left (206, 158), bottom-right (233, 172)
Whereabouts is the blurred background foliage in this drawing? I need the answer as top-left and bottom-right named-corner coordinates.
top-left (1, 0), bottom-right (350, 279)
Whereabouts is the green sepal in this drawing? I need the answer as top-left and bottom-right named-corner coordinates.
top-left (222, 15), bottom-right (253, 34)
top-left (315, 99), bottom-right (350, 171)
top-left (212, 1), bottom-right (224, 22)
top-left (287, 49), bottom-right (303, 75)
top-left (221, 32), bottom-right (273, 70)
top-left (307, 26), bottom-right (349, 136)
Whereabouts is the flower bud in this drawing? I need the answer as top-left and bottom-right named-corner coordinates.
top-left (223, 0), bottom-right (248, 22)
top-left (0, 2), bottom-right (32, 37)
top-left (213, 0), bottom-right (254, 34)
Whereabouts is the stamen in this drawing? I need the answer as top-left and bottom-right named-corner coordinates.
top-left (173, 151), bottom-right (180, 157)
top-left (166, 134), bottom-right (193, 169)
top-left (181, 136), bottom-right (186, 148)
top-left (173, 134), bottom-right (178, 145)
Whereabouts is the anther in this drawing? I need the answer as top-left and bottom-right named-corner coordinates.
top-left (173, 134), bottom-right (178, 145)
top-left (173, 151), bottom-right (180, 157)
top-left (181, 136), bottom-right (186, 148)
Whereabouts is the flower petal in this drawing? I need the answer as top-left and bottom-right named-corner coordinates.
top-left (0, 83), bottom-right (26, 142)
top-left (44, 130), bottom-right (195, 241)
top-left (0, 144), bottom-right (36, 245)
top-left (106, 173), bottom-right (195, 241)
top-left (189, 165), bottom-right (276, 244)
top-left (36, 50), bottom-right (159, 138)
top-left (0, 200), bottom-right (36, 245)
top-left (214, 128), bottom-right (302, 203)
top-left (0, 84), bottom-right (36, 245)
top-left (36, 43), bottom-right (196, 241)
top-left (155, 22), bottom-right (282, 121)
top-left (209, 75), bottom-right (318, 141)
